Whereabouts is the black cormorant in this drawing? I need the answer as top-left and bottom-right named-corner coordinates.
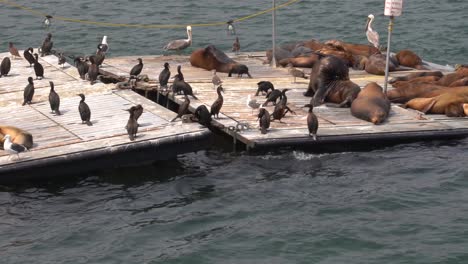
top-left (78, 93), bottom-right (92, 126)
top-left (48, 81), bottom-right (60, 115)
top-left (210, 85), bottom-right (224, 119)
top-left (22, 77), bottom-right (34, 106)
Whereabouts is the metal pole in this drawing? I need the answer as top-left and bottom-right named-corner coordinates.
top-left (271, 0), bottom-right (277, 68)
top-left (383, 16), bottom-right (394, 94)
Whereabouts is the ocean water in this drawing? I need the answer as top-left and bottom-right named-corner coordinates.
top-left (1, 0), bottom-right (468, 263)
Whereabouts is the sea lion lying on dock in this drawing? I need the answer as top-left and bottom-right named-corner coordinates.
top-left (389, 71), bottom-right (444, 83)
top-left (324, 39), bottom-right (380, 57)
top-left (0, 125), bottom-right (33, 150)
top-left (404, 90), bottom-right (468, 116)
top-left (190, 45), bottom-right (251, 77)
top-left (305, 55), bottom-right (360, 107)
top-left (395, 50), bottom-right (427, 69)
top-left (351, 82), bottom-right (391, 124)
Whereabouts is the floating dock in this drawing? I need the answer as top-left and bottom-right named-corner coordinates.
top-left (0, 52), bottom-right (210, 182)
top-left (103, 52), bottom-right (468, 150)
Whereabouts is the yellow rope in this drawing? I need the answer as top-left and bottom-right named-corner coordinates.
top-left (0, 0), bottom-right (301, 28)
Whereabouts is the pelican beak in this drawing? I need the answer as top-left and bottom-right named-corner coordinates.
top-left (365, 18), bottom-right (370, 32)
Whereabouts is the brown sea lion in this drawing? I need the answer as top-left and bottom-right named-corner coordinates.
top-left (395, 50), bottom-right (426, 69)
top-left (190, 45), bottom-right (251, 77)
top-left (449, 77), bottom-right (468, 87)
top-left (0, 125), bottom-right (33, 149)
top-left (364, 53), bottom-right (398, 75)
top-left (389, 71), bottom-right (443, 83)
top-left (351, 82), bottom-right (391, 124)
top-left (278, 55), bottom-right (320, 68)
top-left (404, 90), bottom-right (468, 115)
top-left (437, 70), bottom-right (468, 86)
top-left (324, 39), bottom-right (380, 57)
top-left (445, 103), bottom-right (466, 117)
top-left (317, 44), bottom-right (355, 67)
top-left (386, 84), bottom-right (447, 103)
top-left (301, 39), bottom-right (325, 51)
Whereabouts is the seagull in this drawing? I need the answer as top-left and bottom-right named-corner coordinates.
top-left (58, 53), bottom-right (66, 68)
top-left (211, 70), bottom-right (222, 88)
top-left (3, 134), bottom-right (27, 161)
top-left (43, 15), bottom-right (53, 28)
top-left (247, 94), bottom-right (260, 115)
top-left (163, 26), bottom-right (192, 52)
top-left (227, 20), bottom-right (236, 35)
top-left (366, 14), bottom-right (379, 49)
top-left (287, 63), bottom-right (307, 83)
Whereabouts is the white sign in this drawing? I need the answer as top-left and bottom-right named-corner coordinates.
top-left (384, 0), bottom-right (403, 16)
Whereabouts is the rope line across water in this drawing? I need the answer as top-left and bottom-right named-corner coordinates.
top-left (0, 0), bottom-right (301, 28)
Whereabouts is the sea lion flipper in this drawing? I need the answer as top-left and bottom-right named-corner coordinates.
top-left (421, 98), bottom-right (437, 114)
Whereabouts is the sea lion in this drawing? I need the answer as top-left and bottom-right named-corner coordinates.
top-left (404, 90), bottom-right (468, 116)
top-left (386, 84), bottom-right (447, 103)
top-left (278, 55), bottom-right (320, 68)
top-left (351, 82), bottom-right (391, 124)
top-left (437, 70), bottom-right (468, 86)
top-left (449, 77), bottom-right (468, 87)
top-left (363, 53), bottom-right (398, 75)
top-left (305, 55), bottom-right (360, 107)
top-left (190, 45), bottom-right (251, 77)
top-left (0, 125), bottom-right (33, 149)
top-left (324, 39), bottom-right (380, 57)
top-left (389, 71), bottom-right (443, 83)
top-left (316, 43), bottom-right (355, 67)
top-left (395, 50), bottom-right (426, 69)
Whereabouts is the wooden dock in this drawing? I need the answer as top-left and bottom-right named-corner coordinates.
top-left (0, 52), bottom-right (210, 181)
top-left (103, 51), bottom-right (468, 150)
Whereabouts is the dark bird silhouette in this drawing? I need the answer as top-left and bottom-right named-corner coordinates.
top-left (172, 74), bottom-right (198, 99)
top-left (256, 81), bottom-right (274, 96)
top-left (171, 94), bottom-right (190, 122)
top-left (232, 37), bottom-right (240, 54)
top-left (33, 53), bottom-right (44, 80)
top-left (48, 81), bottom-right (60, 115)
top-left (78, 93), bottom-right (92, 126)
top-left (0, 57), bottom-right (11, 77)
top-left (177, 65), bottom-right (184, 81)
top-left (304, 104), bottom-right (318, 140)
top-left (94, 45), bottom-right (106, 67)
top-left (194, 105), bottom-right (212, 127)
top-left (8, 42), bottom-right (21, 59)
top-left (58, 53), bottom-right (66, 68)
top-left (125, 107), bottom-right (138, 141)
top-left (22, 77), bottom-right (34, 106)
top-left (23, 47), bottom-right (35, 67)
top-left (74, 57), bottom-right (89, 80)
top-left (3, 134), bottom-right (27, 161)
top-left (87, 56), bottom-right (99, 84)
top-left (40, 33), bottom-right (53, 57)
top-left (210, 85), bottom-right (224, 119)
top-left (271, 91), bottom-right (296, 123)
top-left (97, 36), bottom-right (109, 53)
top-left (133, 104), bottom-right (143, 121)
top-left (262, 87), bottom-right (282, 106)
top-left (130, 58), bottom-right (143, 78)
top-left (159, 62), bottom-right (171, 88)
top-left (247, 94), bottom-right (260, 114)
top-left (211, 70), bottom-right (222, 88)
top-left (287, 63), bottom-right (308, 83)
top-left (257, 108), bottom-right (271, 134)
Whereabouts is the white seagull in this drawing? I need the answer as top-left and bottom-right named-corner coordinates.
top-left (247, 94), bottom-right (260, 115)
top-left (163, 26), bottom-right (192, 52)
top-left (3, 134), bottom-right (27, 160)
top-left (366, 14), bottom-right (379, 49)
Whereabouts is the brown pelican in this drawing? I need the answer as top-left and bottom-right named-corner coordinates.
top-left (366, 14), bottom-right (379, 49)
top-left (163, 26), bottom-right (192, 52)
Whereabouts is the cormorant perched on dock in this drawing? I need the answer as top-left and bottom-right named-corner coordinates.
top-left (159, 62), bottom-right (171, 88)
top-left (130, 58), bottom-right (143, 78)
top-left (23, 48), bottom-right (35, 67)
top-left (304, 104), bottom-right (318, 140)
top-left (163, 26), bottom-right (192, 52)
top-left (94, 44), bottom-right (106, 67)
top-left (48, 81), bottom-right (60, 115)
top-left (172, 74), bottom-right (198, 99)
top-left (3, 134), bottom-right (27, 161)
top-left (257, 108), bottom-right (270, 134)
top-left (287, 63), bottom-right (307, 83)
top-left (194, 105), bottom-right (212, 127)
top-left (177, 65), bottom-right (184, 81)
top-left (58, 53), bottom-right (66, 68)
top-left (256, 81), bottom-right (274, 96)
top-left (133, 104), bottom-right (143, 121)
top-left (271, 93), bottom-right (296, 123)
top-left (125, 107), bottom-right (138, 141)
top-left (97, 36), bottom-right (109, 53)
top-left (0, 57), bottom-right (11, 77)
top-left (262, 87), bottom-right (282, 106)
top-left (33, 53), bottom-right (44, 80)
top-left (211, 70), bottom-right (222, 88)
top-left (232, 37), bottom-right (240, 54)
top-left (8, 42), bottom-right (20, 59)
top-left (247, 94), bottom-right (260, 114)
top-left (74, 57), bottom-right (89, 80)
top-left (210, 85), bottom-right (224, 119)
top-left (78, 93), bottom-right (92, 126)
top-left (22, 77), bottom-right (34, 106)
top-left (40, 33), bottom-right (53, 57)
top-left (87, 56), bottom-right (99, 84)
top-left (171, 94), bottom-right (190, 122)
